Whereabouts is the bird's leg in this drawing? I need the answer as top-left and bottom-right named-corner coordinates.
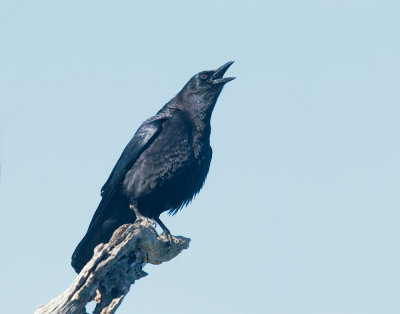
top-left (129, 204), bottom-right (156, 227)
top-left (154, 217), bottom-right (172, 238)
top-left (154, 217), bottom-right (174, 244)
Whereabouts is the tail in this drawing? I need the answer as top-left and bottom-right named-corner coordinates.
top-left (71, 222), bottom-right (102, 273)
top-left (71, 192), bottom-right (135, 273)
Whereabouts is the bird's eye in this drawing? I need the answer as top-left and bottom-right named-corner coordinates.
top-left (200, 74), bottom-right (208, 80)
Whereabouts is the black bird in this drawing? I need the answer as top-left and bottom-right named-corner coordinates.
top-left (71, 61), bottom-right (235, 273)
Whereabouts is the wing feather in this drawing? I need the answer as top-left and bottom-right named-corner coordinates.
top-left (87, 116), bottom-right (168, 230)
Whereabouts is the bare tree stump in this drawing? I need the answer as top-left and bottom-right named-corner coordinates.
top-left (35, 219), bottom-right (190, 314)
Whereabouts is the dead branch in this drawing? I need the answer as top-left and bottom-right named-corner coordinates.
top-left (35, 220), bottom-right (190, 314)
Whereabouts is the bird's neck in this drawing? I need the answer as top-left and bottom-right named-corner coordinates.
top-left (163, 98), bottom-right (212, 157)
top-left (172, 93), bottom-right (215, 125)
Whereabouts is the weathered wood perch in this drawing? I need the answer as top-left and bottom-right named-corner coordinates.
top-left (35, 219), bottom-right (190, 314)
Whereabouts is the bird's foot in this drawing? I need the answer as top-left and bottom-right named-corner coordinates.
top-left (136, 215), bottom-right (156, 228)
top-left (154, 217), bottom-right (173, 239)
top-left (130, 205), bottom-right (156, 228)
top-left (160, 229), bottom-right (173, 242)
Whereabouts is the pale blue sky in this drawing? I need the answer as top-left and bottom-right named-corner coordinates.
top-left (1, 1), bottom-right (400, 313)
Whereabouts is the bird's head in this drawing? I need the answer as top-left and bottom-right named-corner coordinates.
top-left (187, 61), bottom-right (235, 92)
top-left (174, 61), bottom-right (235, 119)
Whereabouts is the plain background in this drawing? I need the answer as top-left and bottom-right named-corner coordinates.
top-left (1, 1), bottom-right (399, 313)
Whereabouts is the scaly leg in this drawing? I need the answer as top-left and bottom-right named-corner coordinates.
top-left (154, 217), bottom-right (171, 236)
top-left (155, 217), bottom-right (173, 243)
top-left (129, 204), bottom-right (156, 227)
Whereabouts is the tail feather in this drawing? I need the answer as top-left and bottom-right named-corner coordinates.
top-left (71, 225), bottom-right (102, 273)
top-left (71, 193), bottom-right (135, 273)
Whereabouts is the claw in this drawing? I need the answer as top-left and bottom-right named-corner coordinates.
top-left (160, 230), bottom-right (173, 247)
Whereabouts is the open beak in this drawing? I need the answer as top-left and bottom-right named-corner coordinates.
top-left (212, 61), bottom-right (236, 85)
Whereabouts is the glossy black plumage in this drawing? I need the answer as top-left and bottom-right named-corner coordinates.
top-left (71, 61), bottom-right (235, 273)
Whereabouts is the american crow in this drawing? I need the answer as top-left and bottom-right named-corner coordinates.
top-left (71, 61), bottom-right (235, 273)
